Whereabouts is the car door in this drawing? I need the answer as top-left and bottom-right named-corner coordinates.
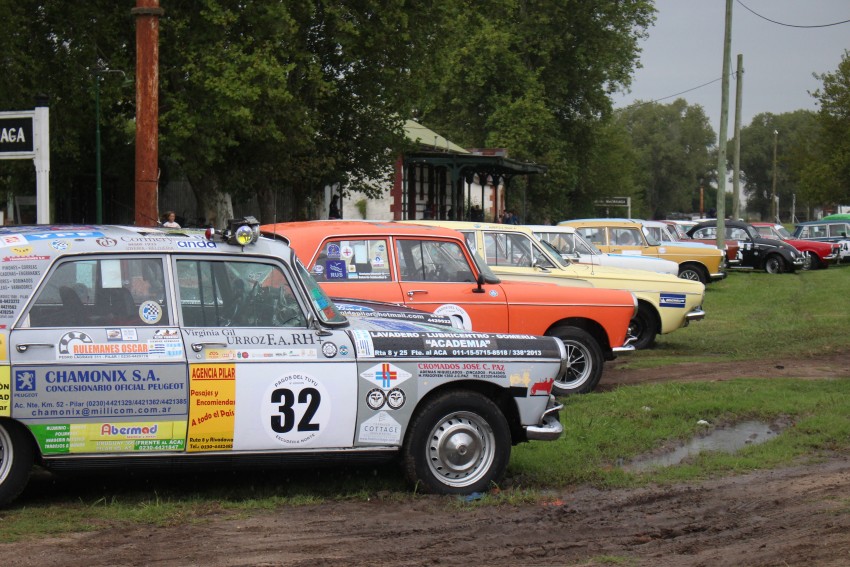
top-left (174, 255), bottom-right (357, 452)
top-left (394, 237), bottom-right (508, 332)
top-left (10, 255), bottom-right (189, 455)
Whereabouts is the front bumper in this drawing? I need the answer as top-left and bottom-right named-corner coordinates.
top-left (685, 307), bottom-right (706, 322)
top-left (525, 396), bottom-right (564, 441)
top-left (709, 270), bottom-right (727, 282)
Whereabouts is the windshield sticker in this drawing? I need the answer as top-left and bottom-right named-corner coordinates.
top-left (139, 301), bottom-right (163, 324)
top-left (325, 259), bottom-right (347, 279)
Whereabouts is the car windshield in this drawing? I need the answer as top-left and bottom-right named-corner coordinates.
top-left (573, 232), bottom-right (600, 255)
top-left (776, 226), bottom-right (792, 239)
top-left (295, 258), bottom-right (348, 325)
top-left (466, 245), bottom-right (499, 282)
top-left (537, 239), bottom-right (570, 267)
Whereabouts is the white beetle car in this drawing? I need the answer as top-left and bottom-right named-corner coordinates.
top-left (0, 219), bottom-right (565, 505)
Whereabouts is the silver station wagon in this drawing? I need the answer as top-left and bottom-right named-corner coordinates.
top-left (0, 219), bottom-right (565, 506)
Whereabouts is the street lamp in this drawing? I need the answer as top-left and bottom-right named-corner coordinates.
top-left (94, 68), bottom-right (126, 224)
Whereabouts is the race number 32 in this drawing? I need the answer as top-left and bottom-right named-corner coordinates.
top-left (270, 387), bottom-right (320, 433)
top-left (264, 373), bottom-right (330, 446)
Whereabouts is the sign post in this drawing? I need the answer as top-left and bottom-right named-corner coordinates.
top-left (0, 102), bottom-right (50, 224)
top-left (593, 197), bottom-right (631, 219)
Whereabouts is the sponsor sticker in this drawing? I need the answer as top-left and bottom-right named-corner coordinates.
top-left (360, 363), bottom-right (412, 390)
top-left (659, 293), bottom-right (687, 308)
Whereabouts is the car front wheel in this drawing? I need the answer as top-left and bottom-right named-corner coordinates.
top-left (547, 326), bottom-right (604, 395)
top-left (629, 303), bottom-right (659, 350)
top-left (802, 251), bottom-right (818, 270)
top-left (764, 255), bottom-right (785, 274)
top-left (403, 391), bottom-right (511, 494)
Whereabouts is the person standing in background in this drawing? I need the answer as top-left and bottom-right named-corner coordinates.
top-left (329, 195), bottom-right (341, 219)
top-left (161, 211), bottom-right (180, 228)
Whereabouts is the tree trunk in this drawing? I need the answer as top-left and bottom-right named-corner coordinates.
top-left (190, 174), bottom-right (233, 228)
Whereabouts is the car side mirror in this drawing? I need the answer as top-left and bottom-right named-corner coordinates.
top-left (473, 273), bottom-right (486, 293)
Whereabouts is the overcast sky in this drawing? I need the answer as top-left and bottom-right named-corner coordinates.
top-left (612, 0), bottom-right (850, 137)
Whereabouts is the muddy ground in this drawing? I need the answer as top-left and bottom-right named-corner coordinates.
top-left (3, 355), bottom-right (850, 567)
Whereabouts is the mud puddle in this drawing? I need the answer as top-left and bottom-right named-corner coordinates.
top-left (624, 420), bottom-right (780, 472)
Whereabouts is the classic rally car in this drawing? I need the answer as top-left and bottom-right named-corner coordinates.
top-left (792, 220), bottom-right (850, 263)
top-left (262, 220), bottom-right (639, 395)
top-left (404, 221), bottom-right (705, 351)
top-left (559, 219), bottom-right (727, 284)
top-left (687, 220), bottom-right (805, 274)
top-left (0, 220), bottom-right (568, 506)
top-left (750, 222), bottom-right (839, 270)
top-left (527, 225), bottom-right (680, 275)
top-left (644, 219), bottom-right (741, 267)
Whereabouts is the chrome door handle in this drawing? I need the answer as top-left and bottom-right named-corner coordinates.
top-left (406, 289), bottom-right (428, 297)
top-left (191, 342), bottom-right (228, 353)
top-left (16, 343), bottom-right (54, 353)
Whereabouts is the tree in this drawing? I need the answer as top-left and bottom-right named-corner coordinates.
top-left (807, 49), bottom-right (850, 208)
top-left (615, 99), bottom-right (717, 219)
top-left (410, 0), bottom-right (656, 223)
top-left (737, 110), bottom-right (817, 221)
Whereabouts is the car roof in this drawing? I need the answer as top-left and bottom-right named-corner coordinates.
top-left (0, 224), bottom-right (293, 259)
top-left (261, 220), bottom-right (468, 260)
top-left (524, 224), bottom-right (577, 234)
top-left (559, 219), bottom-right (642, 228)
top-left (402, 220), bottom-right (539, 236)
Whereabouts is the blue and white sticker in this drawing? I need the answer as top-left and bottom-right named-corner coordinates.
top-left (139, 301), bottom-right (163, 323)
top-left (659, 293), bottom-right (686, 308)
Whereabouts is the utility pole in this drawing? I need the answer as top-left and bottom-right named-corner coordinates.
top-left (715, 0), bottom-right (732, 250)
top-left (772, 129), bottom-right (779, 223)
top-left (132, 0), bottom-right (163, 226)
top-left (732, 54), bottom-right (743, 221)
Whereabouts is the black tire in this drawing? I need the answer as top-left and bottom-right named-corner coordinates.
top-left (0, 419), bottom-right (34, 507)
top-left (403, 390), bottom-right (511, 494)
top-left (802, 251), bottom-right (817, 271)
top-left (629, 302), bottom-right (659, 350)
top-left (764, 254), bottom-right (785, 274)
top-left (678, 263), bottom-right (707, 284)
top-left (547, 326), bottom-right (604, 395)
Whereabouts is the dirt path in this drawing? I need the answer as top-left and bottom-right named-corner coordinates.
top-left (3, 356), bottom-right (850, 566)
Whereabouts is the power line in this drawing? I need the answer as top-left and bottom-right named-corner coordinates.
top-left (737, 0), bottom-right (850, 28)
top-left (621, 72), bottom-right (737, 109)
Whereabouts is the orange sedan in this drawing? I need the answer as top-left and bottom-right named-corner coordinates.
top-left (263, 221), bottom-right (638, 394)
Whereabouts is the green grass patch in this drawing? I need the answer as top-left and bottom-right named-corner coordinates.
top-left (616, 266), bottom-right (850, 367)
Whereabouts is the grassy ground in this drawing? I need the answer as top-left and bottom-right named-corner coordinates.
top-left (1, 267), bottom-right (848, 539)
top-left (623, 264), bottom-right (850, 366)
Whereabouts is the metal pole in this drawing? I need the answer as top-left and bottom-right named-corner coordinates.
top-left (772, 129), bottom-right (779, 222)
top-left (95, 75), bottom-right (103, 224)
top-left (732, 54), bottom-right (743, 221)
top-left (715, 0), bottom-right (732, 251)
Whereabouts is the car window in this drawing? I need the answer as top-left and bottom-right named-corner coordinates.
top-left (483, 232), bottom-right (537, 267)
top-left (576, 227), bottom-right (605, 245)
top-left (611, 228), bottom-right (643, 246)
top-left (829, 224), bottom-right (849, 238)
top-left (26, 257), bottom-right (169, 328)
top-left (536, 232), bottom-right (575, 255)
top-left (729, 228), bottom-right (749, 240)
top-left (396, 239), bottom-right (476, 282)
top-left (310, 239), bottom-right (391, 282)
top-left (176, 259), bottom-right (306, 328)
